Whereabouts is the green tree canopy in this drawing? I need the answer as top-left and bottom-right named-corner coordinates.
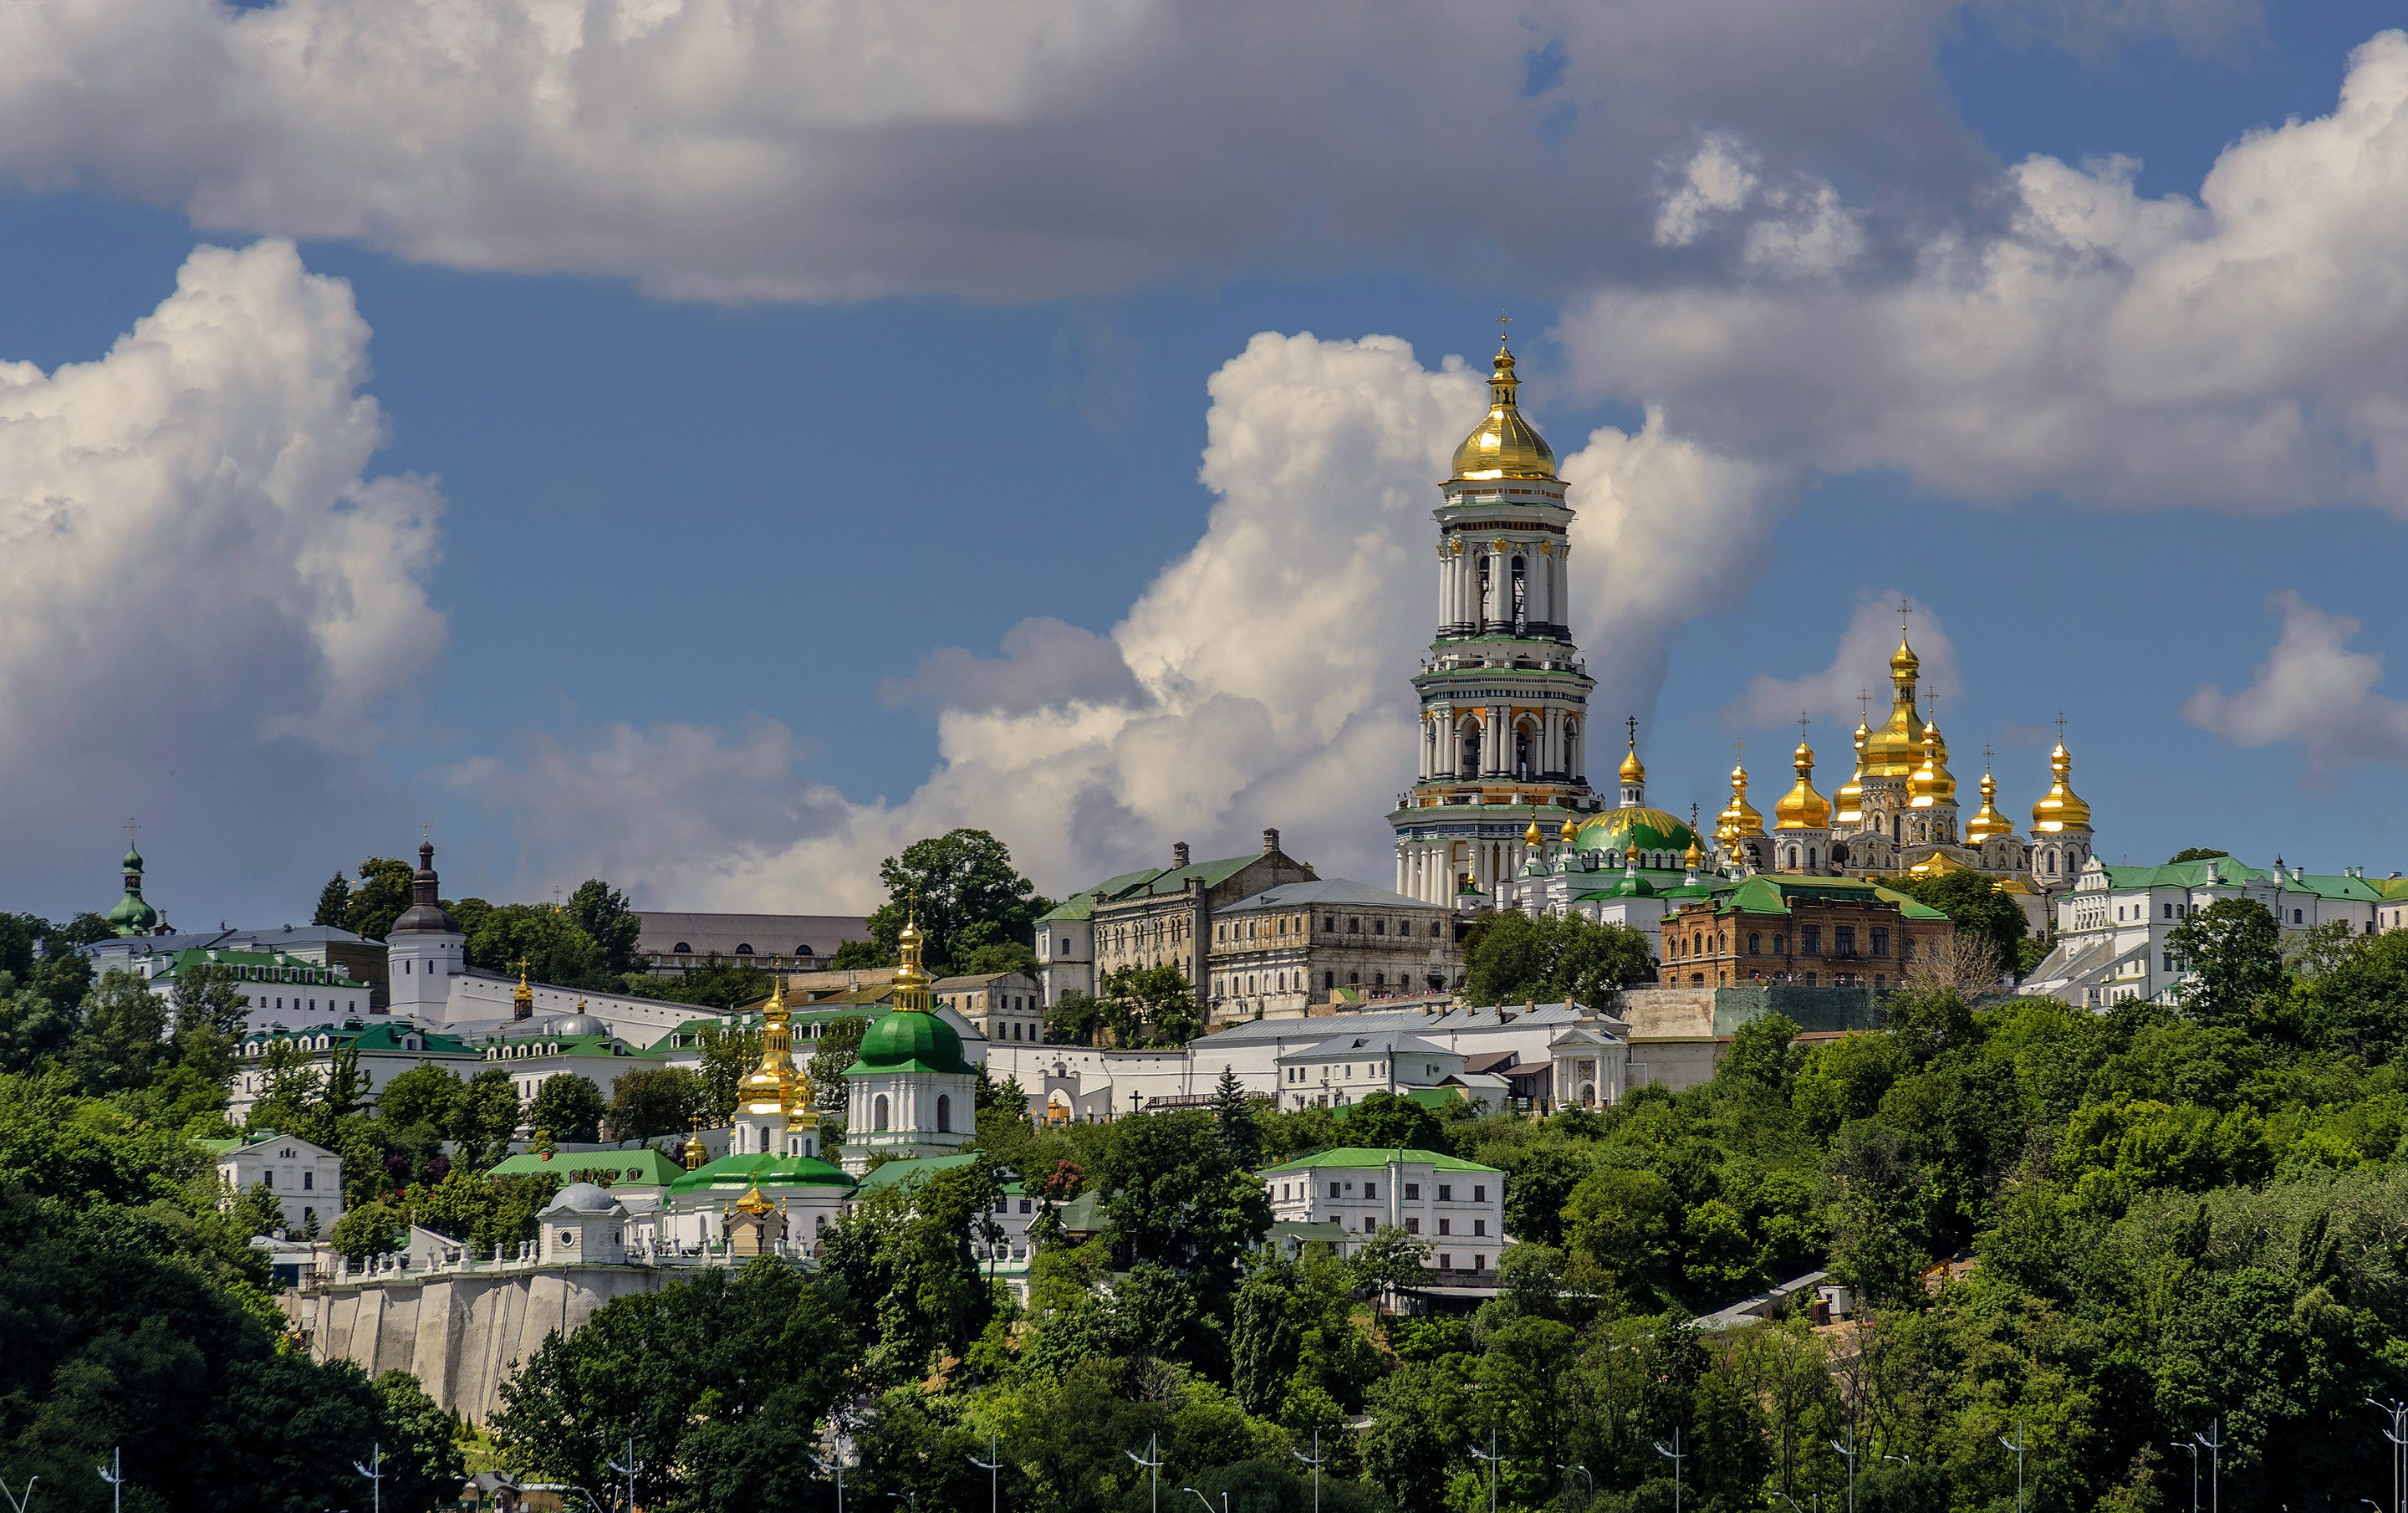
top-left (342, 856), bottom-right (417, 941)
top-left (605, 1065), bottom-right (703, 1142)
top-left (2169, 897), bottom-right (2285, 1027)
top-left (1460, 912), bottom-right (1653, 1007)
top-left (1879, 869), bottom-right (2028, 977)
top-left (865, 829), bottom-right (1052, 974)
top-left (2167, 846), bottom-right (2231, 864)
top-left (528, 1071), bottom-right (606, 1143)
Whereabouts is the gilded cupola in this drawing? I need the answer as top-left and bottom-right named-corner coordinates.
top-left (737, 977), bottom-right (800, 1115)
top-left (1620, 741), bottom-right (1646, 785)
top-left (2031, 741), bottom-right (2093, 833)
top-left (1450, 338), bottom-right (1558, 483)
top-left (1966, 768), bottom-right (2014, 843)
top-left (1775, 739), bottom-right (1832, 830)
top-left (1860, 636), bottom-right (1926, 780)
top-left (1908, 713), bottom-right (1956, 809)
top-left (1717, 760), bottom-right (1766, 843)
top-left (1831, 717), bottom-right (1870, 826)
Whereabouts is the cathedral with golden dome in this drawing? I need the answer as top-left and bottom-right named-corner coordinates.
top-left (1389, 325), bottom-right (2096, 943)
top-left (1700, 621), bottom-right (2094, 926)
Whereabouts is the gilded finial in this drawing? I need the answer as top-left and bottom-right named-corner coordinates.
top-left (681, 1117), bottom-right (707, 1171)
top-left (1525, 817), bottom-right (1543, 846)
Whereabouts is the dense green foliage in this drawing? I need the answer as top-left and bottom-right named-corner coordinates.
top-left (1878, 870), bottom-right (2030, 974)
top-left (0, 1069), bottom-right (459, 1510)
top-left (860, 828), bottom-right (1053, 974)
top-left (1462, 912), bottom-right (1655, 1007)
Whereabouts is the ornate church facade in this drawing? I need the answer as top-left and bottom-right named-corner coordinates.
top-left (1390, 326), bottom-right (2098, 933)
top-left (1389, 333), bottom-right (1613, 906)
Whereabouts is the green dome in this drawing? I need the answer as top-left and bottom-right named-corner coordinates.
top-left (849, 1009), bottom-right (972, 1076)
top-left (108, 846), bottom-right (158, 936)
top-left (1572, 807), bottom-right (1699, 861)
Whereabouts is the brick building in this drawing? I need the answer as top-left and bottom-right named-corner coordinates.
top-left (1658, 876), bottom-right (1951, 990)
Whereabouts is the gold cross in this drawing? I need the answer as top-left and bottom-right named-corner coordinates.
top-left (1897, 595), bottom-right (1913, 632)
top-left (1497, 309), bottom-right (1512, 348)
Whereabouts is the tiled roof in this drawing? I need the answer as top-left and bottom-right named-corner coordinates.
top-left (488, 1149), bottom-right (686, 1186)
top-left (1259, 1146), bottom-right (1501, 1175)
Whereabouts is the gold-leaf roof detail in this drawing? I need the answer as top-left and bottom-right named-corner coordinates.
top-left (1449, 340), bottom-right (1557, 483)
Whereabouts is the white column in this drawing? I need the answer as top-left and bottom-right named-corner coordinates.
top-left (1553, 548), bottom-right (1569, 629)
top-left (1395, 850), bottom-right (1407, 892)
top-left (1528, 542), bottom-right (1550, 626)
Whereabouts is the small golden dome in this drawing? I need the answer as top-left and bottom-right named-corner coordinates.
top-left (2031, 741), bottom-right (2093, 832)
top-left (1683, 837), bottom-right (1706, 870)
top-left (1449, 340), bottom-right (1557, 483)
top-left (1619, 739), bottom-right (1646, 785)
top-left (1717, 762), bottom-right (1766, 842)
top-left (1890, 637), bottom-right (1920, 677)
top-left (1908, 716), bottom-right (1956, 808)
top-left (1832, 719), bottom-right (1870, 826)
top-left (1862, 639), bottom-right (1926, 780)
top-left (1559, 815), bottom-right (1578, 843)
top-left (737, 977), bottom-right (798, 1113)
top-left (1775, 741), bottom-right (1831, 830)
top-left (681, 1121), bottom-right (707, 1171)
top-left (1525, 818), bottom-right (1543, 846)
top-left (1966, 769), bottom-right (2014, 843)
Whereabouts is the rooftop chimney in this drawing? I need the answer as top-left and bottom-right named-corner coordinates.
top-left (1172, 841), bottom-right (1191, 869)
top-left (1263, 827), bottom-right (1280, 856)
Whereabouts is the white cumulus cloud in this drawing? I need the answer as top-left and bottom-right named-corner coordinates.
top-left (452, 333), bottom-right (1776, 907)
top-left (1564, 29), bottom-right (2408, 514)
top-left (1725, 592), bottom-right (1963, 732)
top-left (0, 0), bottom-right (2027, 302)
top-left (0, 239), bottom-right (442, 918)
top-left (2183, 591), bottom-right (2408, 769)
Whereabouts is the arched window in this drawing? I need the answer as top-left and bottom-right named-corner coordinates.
top-left (734, 943), bottom-right (753, 956)
top-left (874, 1094), bottom-right (890, 1131)
top-left (672, 942), bottom-right (691, 953)
top-left (1324, 970), bottom-right (1335, 990)
top-left (936, 1094), bottom-right (952, 1134)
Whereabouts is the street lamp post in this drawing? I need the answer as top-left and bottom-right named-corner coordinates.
top-left (2171, 1438), bottom-right (2200, 1513)
top-left (2370, 1397), bottom-right (2407, 1513)
top-left (605, 1437), bottom-right (638, 1513)
top-left (1468, 1424), bottom-right (1502, 1513)
top-left (353, 1443), bottom-right (385, 1513)
top-left (0, 1475), bottom-right (35, 1513)
top-left (1179, 1489), bottom-right (1228, 1513)
top-left (1291, 1429), bottom-right (1327, 1513)
top-left (1555, 1462), bottom-right (1594, 1502)
top-left (1654, 1428), bottom-right (1686, 1513)
top-left (95, 1448), bottom-right (123, 1513)
top-left (1999, 1421), bottom-right (2028, 1513)
top-left (969, 1434), bottom-right (1003, 1513)
top-left (1126, 1433), bottom-right (1165, 1513)
top-left (809, 1449), bottom-right (845, 1513)
top-left (1828, 1430), bottom-right (1854, 1513)
top-left (2194, 1421), bottom-right (2222, 1513)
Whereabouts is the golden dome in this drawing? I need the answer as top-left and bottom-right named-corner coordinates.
top-left (1619, 737), bottom-right (1646, 785)
top-left (1832, 718), bottom-right (1870, 826)
top-left (1449, 340), bottom-right (1557, 483)
top-left (2031, 741), bottom-right (2093, 833)
top-left (1775, 741), bottom-right (1831, 830)
top-left (893, 905), bottom-right (934, 1013)
top-left (1908, 716), bottom-right (1956, 808)
top-left (737, 977), bottom-right (798, 1114)
top-left (681, 1120), bottom-right (707, 1172)
top-left (1966, 769), bottom-right (2014, 843)
top-left (1717, 762), bottom-right (1765, 842)
top-left (1682, 837), bottom-right (1706, 871)
top-left (1860, 636), bottom-right (1925, 779)
top-left (1525, 818), bottom-right (1543, 846)
top-left (1559, 815), bottom-right (1577, 842)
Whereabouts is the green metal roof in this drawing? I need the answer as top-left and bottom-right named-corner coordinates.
top-left (239, 1021), bottom-right (480, 1056)
top-left (153, 946), bottom-right (365, 987)
top-left (1686, 875), bottom-right (1946, 920)
top-left (855, 1153), bottom-right (982, 1189)
top-left (2096, 858), bottom-right (2387, 902)
top-left (1258, 1146), bottom-right (1501, 1176)
top-left (666, 1150), bottom-right (855, 1196)
top-left (848, 1008), bottom-right (973, 1076)
top-left (488, 1148), bottom-right (685, 1186)
top-left (1039, 866), bottom-right (1174, 923)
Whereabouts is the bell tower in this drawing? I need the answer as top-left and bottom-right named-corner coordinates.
top-left (1390, 323), bottom-right (1600, 907)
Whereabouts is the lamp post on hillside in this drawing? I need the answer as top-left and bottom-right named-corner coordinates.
top-left (969, 1434), bottom-right (1003, 1513)
top-left (2000, 1421), bottom-right (2028, 1513)
top-left (1291, 1429), bottom-right (1327, 1513)
top-left (1125, 1434), bottom-right (1164, 1513)
top-left (2193, 1421), bottom-right (2222, 1513)
top-left (353, 1443), bottom-right (384, 1513)
top-left (2371, 1397), bottom-right (2407, 1513)
top-left (2171, 1438), bottom-right (2201, 1513)
top-left (1467, 1424), bottom-right (1502, 1513)
top-left (0, 1474), bottom-right (35, 1513)
top-left (96, 1448), bottom-right (123, 1513)
top-left (1654, 1428), bottom-right (1685, 1513)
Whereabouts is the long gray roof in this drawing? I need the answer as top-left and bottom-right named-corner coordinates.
top-left (635, 912), bottom-right (870, 957)
top-left (1222, 878), bottom-right (1446, 912)
top-left (1284, 1030), bottom-right (1451, 1060)
top-left (1201, 1001), bottom-right (1607, 1047)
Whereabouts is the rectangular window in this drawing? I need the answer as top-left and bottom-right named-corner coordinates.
top-left (1473, 1219), bottom-right (1487, 1236)
top-left (1406, 1217), bottom-right (1421, 1234)
top-left (1329, 1182), bottom-right (1341, 1199)
top-left (1363, 1182), bottom-right (1377, 1199)
top-left (1438, 1218), bottom-right (1451, 1235)
top-left (1802, 926), bottom-right (1822, 955)
top-left (1020, 1199), bottom-right (1033, 1214)
top-left (1472, 1184), bottom-right (1486, 1203)
top-left (263, 1171), bottom-right (273, 1188)
top-left (1437, 1183), bottom-right (1452, 1202)
top-left (1363, 1216), bottom-right (1377, 1233)
top-left (1439, 1254), bottom-right (1452, 1270)
top-left (302, 1171), bottom-right (314, 1190)
top-left (1404, 1183), bottom-right (1420, 1199)
top-left (1870, 928), bottom-right (1889, 957)
top-left (1836, 925), bottom-right (1856, 955)
top-left (1772, 933), bottom-right (1784, 954)
top-left (994, 1199), bottom-right (1008, 1214)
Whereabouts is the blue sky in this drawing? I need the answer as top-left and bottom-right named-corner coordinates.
top-left (3, 0), bottom-right (2406, 924)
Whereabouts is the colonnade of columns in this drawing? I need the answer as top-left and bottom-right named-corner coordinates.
top-left (1436, 534), bottom-right (1569, 635)
top-left (1417, 706), bottom-right (1584, 781)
